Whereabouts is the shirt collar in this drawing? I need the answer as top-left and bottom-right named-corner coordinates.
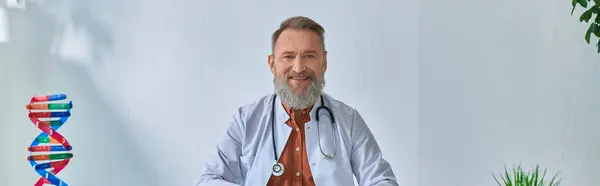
top-left (281, 103), bottom-right (313, 118)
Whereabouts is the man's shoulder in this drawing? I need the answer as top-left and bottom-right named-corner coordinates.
top-left (233, 94), bottom-right (274, 117)
top-left (240, 93), bottom-right (273, 109)
top-left (322, 93), bottom-right (358, 115)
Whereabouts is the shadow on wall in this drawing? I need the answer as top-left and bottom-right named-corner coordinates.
top-left (64, 0), bottom-right (113, 65)
top-left (2, 1), bottom-right (158, 185)
top-left (38, 1), bottom-right (159, 185)
top-left (28, 0), bottom-right (116, 67)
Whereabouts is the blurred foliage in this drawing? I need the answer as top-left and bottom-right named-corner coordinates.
top-left (572, 0), bottom-right (600, 53)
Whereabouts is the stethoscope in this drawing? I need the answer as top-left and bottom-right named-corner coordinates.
top-left (271, 94), bottom-right (337, 176)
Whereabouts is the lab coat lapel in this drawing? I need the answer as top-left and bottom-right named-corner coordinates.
top-left (248, 135), bottom-right (274, 186)
top-left (305, 95), bottom-right (323, 181)
top-left (274, 95), bottom-right (292, 159)
top-left (246, 95), bottom-right (291, 186)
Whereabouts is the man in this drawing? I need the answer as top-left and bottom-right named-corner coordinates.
top-left (196, 16), bottom-right (398, 186)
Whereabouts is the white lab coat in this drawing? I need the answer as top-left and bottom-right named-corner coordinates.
top-left (196, 93), bottom-right (398, 186)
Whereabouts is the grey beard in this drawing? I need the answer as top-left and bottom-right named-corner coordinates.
top-left (274, 77), bottom-right (325, 110)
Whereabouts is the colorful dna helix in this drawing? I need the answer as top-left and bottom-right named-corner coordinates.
top-left (26, 94), bottom-right (73, 186)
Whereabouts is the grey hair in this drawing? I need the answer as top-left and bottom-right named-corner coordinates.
top-left (271, 16), bottom-right (326, 52)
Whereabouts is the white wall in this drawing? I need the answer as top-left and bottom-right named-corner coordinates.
top-left (1, 0), bottom-right (418, 186)
top-left (2, 0), bottom-right (599, 185)
top-left (418, 0), bottom-right (600, 185)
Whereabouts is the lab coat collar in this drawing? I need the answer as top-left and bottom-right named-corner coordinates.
top-left (274, 95), bottom-right (289, 125)
top-left (310, 95), bottom-right (323, 123)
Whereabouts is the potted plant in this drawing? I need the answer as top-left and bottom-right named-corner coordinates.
top-left (572, 0), bottom-right (600, 53)
top-left (492, 164), bottom-right (562, 186)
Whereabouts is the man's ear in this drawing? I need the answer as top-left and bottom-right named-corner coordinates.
top-left (268, 54), bottom-right (275, 75)
top-left (322, 51), bottom-right (328, 73)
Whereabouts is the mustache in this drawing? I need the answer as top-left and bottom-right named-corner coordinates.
top-left (285, 71), bottom-right (315, 78)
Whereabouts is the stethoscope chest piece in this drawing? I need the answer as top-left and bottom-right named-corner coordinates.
top-left (321, 154), bottom-right (335, 159)
top-left (272, 163), bottom-right (284, 176)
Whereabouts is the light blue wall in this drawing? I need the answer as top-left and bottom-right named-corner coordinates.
top-left (1, 0), bottom-right (598, 185)
top-left (418, 0), bottom-right (600, 185)
top-left (0, 1), bottom-right (417, 186)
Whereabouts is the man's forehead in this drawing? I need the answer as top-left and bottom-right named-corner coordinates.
top-left (279, 49), bottom-right (318, 54)
top-left (274, 29), bottom-right (322, 52)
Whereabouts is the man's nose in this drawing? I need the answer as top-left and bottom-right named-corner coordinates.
top-left (291, 57), bottom-right (306, 73)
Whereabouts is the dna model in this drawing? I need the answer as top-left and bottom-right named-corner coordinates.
top-left (26, 94), bottom-right (73, 186)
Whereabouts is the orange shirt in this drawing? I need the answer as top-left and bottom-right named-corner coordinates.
top-left (266, 103), bottom-right (316, 186)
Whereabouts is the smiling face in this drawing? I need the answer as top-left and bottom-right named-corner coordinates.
top-left (269, 27), bottom-right (327, 110)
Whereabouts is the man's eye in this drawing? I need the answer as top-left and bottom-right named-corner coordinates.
top-left (283, 56), bottom-right (294, 59)
top-left (305, 55), bottom-right (315, 58)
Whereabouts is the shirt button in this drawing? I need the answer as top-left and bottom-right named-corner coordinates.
top-left (296, 147), bottom-right (300, 151)
top-left (296, 128), bottom-right (300, 132)
top-left (296, 172), bottom-right (301, 176)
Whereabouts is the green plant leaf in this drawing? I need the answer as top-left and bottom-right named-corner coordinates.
top-left (493, 173), bottom-right (504, 186)
top-left (531, 165), bottom-right (538, 186)
top-left (573, 0), bottom-right (585, 14)
top-left (493, 165), bottom-right (562, 186)
top-left (595, 0), bottom-right (600, 4)
top-left (594, 5), bottom-right (600, 13)
top-left (539, 167), bottom-right (548, 186)
top-left (597, 40), bottom-right (600, 53)
top-left (548, 171), bottom-right (562, 186)
top-left (505, 165), bottom-right (513, 185)
top-left (580, 8), bottom-right (595, 22)
top-left (586, 23), bottom-right (595, 43)
top-left (579, 0), bottom-right (589, 8)
top-left (593, 24), bottom-right (600, 37)
top-left (513, 165), bottom-right (518, 185)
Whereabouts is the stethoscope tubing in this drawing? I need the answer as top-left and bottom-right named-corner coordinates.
top-left (271, 94), bottom-right (336, 161)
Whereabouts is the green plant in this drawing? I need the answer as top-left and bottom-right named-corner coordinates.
top-left (572, 0), bottom-right (600, 53)
top-left (492, 164), bottom-right (562, 186)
